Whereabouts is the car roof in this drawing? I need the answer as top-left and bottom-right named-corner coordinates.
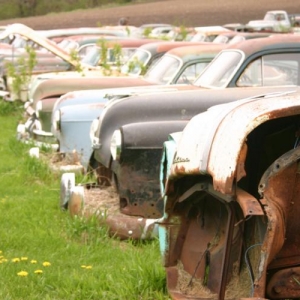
top-left (165, 43), bottom-right (228, 61)
top-left (223, 34), bottom-right (300, 56)
top-left (138, 41), bottom-right (214, 55)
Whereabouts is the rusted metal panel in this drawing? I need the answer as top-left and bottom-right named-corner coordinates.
top-left (112, 149), bottom-right (164, 218)
top-left (161, 139), bottom-right (300, 299)
top-left (170, 92), bottom-right (300, 195)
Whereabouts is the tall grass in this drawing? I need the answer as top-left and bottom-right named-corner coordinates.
top-left (0, 99), bottom-right (170, 300)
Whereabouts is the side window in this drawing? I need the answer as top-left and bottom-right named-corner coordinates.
top-left (237, 53), bottom-right (299, 87)
top-left (177, 62), bottom-right (210, 84)
top-left (237, 58), bottom-right (262, 86)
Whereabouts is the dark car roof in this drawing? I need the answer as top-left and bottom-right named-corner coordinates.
top-left (217, 31), bottom-right (273, 39)
top-left (225, 34), bottom-right (300, 56)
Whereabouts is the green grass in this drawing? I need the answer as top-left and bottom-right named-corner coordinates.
top-left (0, 99), bottom-right (170, 300)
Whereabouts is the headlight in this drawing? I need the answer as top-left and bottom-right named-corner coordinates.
top-left (52, 109), bottom-right (61, 132)
top-left (35, 100), bottom-right (42, 118)
top-left (110, 129), bottom-right (122, 161)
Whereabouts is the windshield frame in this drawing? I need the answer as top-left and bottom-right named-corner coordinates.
top-left (143, 53), bottom-right (183, 84)
top-left (121, 48), bottom-right (151, 76)
top-left (194, 49), bottom-right (245, 88)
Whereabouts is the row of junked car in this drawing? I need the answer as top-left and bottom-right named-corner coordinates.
top-left (3, 21), bottom-right (300, 299)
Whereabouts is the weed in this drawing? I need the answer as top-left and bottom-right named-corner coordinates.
top-left (0, 108), bottom-right (170, 299)
top-left (5, 46), bottom-right (37, 101)
top-left (0, 98), bottom-right (23, 116)
top-left (69, 49), bottom-right (84, 74)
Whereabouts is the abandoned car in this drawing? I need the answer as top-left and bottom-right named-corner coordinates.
top-left (88, 34), bottom-right (300, 219)
top-left (50, 43), bottom-right (226, 169)
top-left (158, 90), bottom-right (300, 299)
top-left (18, 41), bottom-right (216, 143)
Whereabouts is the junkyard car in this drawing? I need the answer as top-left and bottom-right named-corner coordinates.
top-left (28, 40), bottom-right (206, 106)
top-left (89, 34), bottom-right (300, 219)
top-left (51, 43), bottom-right (226, 170)
top-left (158, 90), bottom-right (300, 299)
top-left (18, 40), bottom-right (209, 142)
top-left (0, 24), bottom-right (100, 91)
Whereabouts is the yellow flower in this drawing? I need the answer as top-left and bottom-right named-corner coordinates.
top-left (30, 260), bottom-right (37, 264)
top-left (12, 258), bottom-right (20, 263)
top-left (34, 270), bottom-right (43, 274)
top-left (0, 251), bottom-right (2, 254)
top-left (1, 259), bottom-right (7, 263)
top-left (17, 271), bottom-right (28, 277)
top-left (21, 257), bottom-right (28, 261)
top-left (81, 265), bottom-right (92, 269)
top-left (0, 256), bottom-right (3, 259)
top-left (42, 262), bottom-right (51, 267)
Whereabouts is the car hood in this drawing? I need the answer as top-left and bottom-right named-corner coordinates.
top-left (170, 89), bottom-right (300, 194)
top-left (0, 23), bottom-right (92, 68)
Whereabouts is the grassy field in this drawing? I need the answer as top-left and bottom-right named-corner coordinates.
top-left (0, 100), bottom-right (169, 300)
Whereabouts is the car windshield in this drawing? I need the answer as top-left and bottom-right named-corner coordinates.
top-left (81, 46), bottom-right (101, 65)
top-left (264, 12), bottom-right (276, 21)
top-left (11, 35), bottom-right (27, 48)
top-left (194, 50), bottom-right (243, 88)
top-left (121, 49), bottom-right (151, 75)
top-left (191, 33), bottom-right (207, 42)
top-left (213, 35), bottom-right (229, 44)
top-left (229, 35), bottom-right (245, 44)
top-left (81, 46), bottom-right (137, 67)
top-left (59, 40), bottom-right (78, 52)
top-left (143, 54), bottom-right (181, 84)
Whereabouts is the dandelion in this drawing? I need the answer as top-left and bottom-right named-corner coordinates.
top-left (0, 251), bottom-right (2, 254)
top-left (21, 257), bottom-right (28, 261)
top-left (1, 259), bottom-right (7, 263)
top-left (81, 265), bottom-right (92, 269)
top-left (30, 260), bottom-right (37, 264)
top-left (17, 271), bottom-right (28, 277)
top-left (34, 270), bottom-right (43, 274)
top-left (42, 262), bottom-right (51, 267)
top-left (12, 258), bottom-right (20, 263)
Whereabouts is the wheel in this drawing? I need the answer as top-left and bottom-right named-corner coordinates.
top-left (60, 172), bottom-right (75, 210)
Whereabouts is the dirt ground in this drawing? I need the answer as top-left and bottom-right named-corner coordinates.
top-left (0, 0), bottom-right (299, 30)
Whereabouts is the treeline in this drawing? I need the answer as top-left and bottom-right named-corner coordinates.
top-left (0, 0), bottom-right (133, 20)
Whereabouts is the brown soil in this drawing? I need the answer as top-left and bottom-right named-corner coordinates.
top-left (0, 0), bottom-right (298, 30)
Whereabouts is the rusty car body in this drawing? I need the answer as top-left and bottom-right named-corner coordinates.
top-left (158, 90), bottom-right (300, 299)
top-left (89, 34), bottom-right (300, 220)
